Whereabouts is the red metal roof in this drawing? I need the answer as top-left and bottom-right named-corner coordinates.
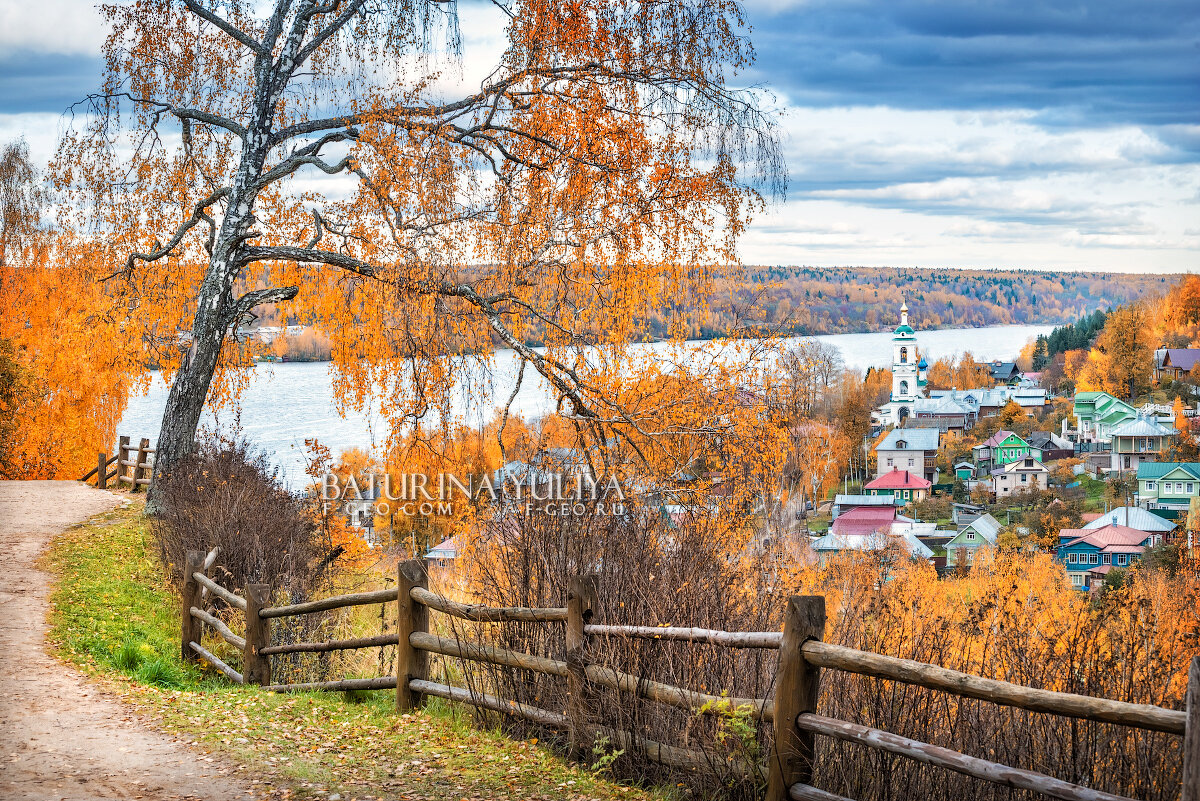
top-left (864, 469), bottom-right (931, 490)
top-left (1060, 524), bottom-right (1150, 551)
top-left (831, 506), bottom-right (898, 537)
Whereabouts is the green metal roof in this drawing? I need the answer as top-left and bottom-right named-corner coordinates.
top-left (1136, 462), bottom-right (1200, 481)
top-left (893, 325), bottom-right (915, 336)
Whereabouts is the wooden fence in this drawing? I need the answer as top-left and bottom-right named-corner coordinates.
top-left (182, 556), bottom-right (1200, 801)
top-left (80, 435), bottom-right (154, 490)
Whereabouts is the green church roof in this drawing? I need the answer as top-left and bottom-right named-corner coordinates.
top-left (893, 325), bottom-right (915, 336)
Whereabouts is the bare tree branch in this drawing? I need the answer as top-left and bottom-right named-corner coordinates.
top-left (183, 0), bottom-right (268, 56)
top-left (121, 187), bottom-right (231, 274)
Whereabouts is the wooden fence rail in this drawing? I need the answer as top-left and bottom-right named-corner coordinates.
top-left (179, 557), bottom-right (1200, 801)
top-left (80, 435), bottom-right (155, 491)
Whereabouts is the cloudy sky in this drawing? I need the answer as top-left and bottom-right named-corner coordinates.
top-left (1, 0), bottom-right (1196, 272)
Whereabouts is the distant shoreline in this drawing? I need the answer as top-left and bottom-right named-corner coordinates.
top-left (253, 320), bottom-right (1060, 365)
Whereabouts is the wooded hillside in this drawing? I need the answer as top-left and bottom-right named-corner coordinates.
top-left (695, 266), bottom-right (1169, 338)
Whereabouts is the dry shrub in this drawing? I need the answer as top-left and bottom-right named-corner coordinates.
top-left (151, 435), bottom-right (334, 599)
top-left (431, 501), bottom-right (779, 800)
top-left (426, 507), bottom-right (1195, 801)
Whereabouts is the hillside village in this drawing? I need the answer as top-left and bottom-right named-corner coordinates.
top-left (805, 301), bottom-right (1199, 591)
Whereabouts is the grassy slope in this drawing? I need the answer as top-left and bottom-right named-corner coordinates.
top-left (42, 502), bottom-right (666, 801)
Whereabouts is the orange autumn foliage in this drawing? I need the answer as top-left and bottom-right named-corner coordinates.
top-left (0, 175), bottom-right (138, 478)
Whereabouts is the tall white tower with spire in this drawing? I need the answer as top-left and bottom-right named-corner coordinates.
top-left (891, 301), bottom-right (920, 403)
top-left (872, 300), bottom-right (928, 427)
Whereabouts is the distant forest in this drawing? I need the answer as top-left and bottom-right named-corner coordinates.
top-left (259, 266), bottom-right (1173, 351)
top-left (681, 266), bottom-right (1172, 338)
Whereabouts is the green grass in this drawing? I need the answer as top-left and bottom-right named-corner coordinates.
top-left (43, 503), bottom-right (670, 801)
top-left (1077, 476), bottom-right (1109, 512)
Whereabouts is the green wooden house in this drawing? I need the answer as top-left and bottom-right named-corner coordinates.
top-left (1135, 462), bottom-right (1200, 519)
top-left (1072, 392), bottom-right (1137, 451)
top-left (944, 513), bottom-right (1003, 568)
top-left (972, 430), bottom-right (1041, 476)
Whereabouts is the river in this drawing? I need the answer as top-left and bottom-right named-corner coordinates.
top-left (119, 323), bottom-right (1053, 486)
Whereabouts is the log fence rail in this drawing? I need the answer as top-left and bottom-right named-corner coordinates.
top-left (178, 556), bottom-right (1198, 801)
top-left (79, 435), bottom-right (155, 491)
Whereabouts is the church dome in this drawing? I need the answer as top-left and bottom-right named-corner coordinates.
top-left (918, 356), bottom-right (928, 368)
top-left (893, 324), bottom-right (915, 337)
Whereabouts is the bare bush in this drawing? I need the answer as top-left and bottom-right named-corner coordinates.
top-left (151, 435), bottom-right (335, 599)
top-left (428, 502), bottom-right (780, 800)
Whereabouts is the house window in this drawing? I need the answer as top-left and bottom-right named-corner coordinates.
top-left (1070, 573), bottom-right (1084, 588)
top-left (1021, 474), bottom-right (1028, 483)
top-left (887, 458), bottom-right (894, 467)
top-left (1117, 554), bottom-right (1127, 566)
top-left (908, 458), bottom-right (914, 467)
top-left (966, 532), bottom-right (975, 540)
top-left (1089, 553), bottom-right (1099, 565)
top-left (1189, 483), bottom-right (1194, 494)
top-left (1103, 554), bottom-right (1111, 565)
top-left (1068, 552), bottom-right (1077, 563)
top-left (1147, 481), bottom-right (1156, 491)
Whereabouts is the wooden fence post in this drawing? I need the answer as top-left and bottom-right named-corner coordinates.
top-left (96, 451), bottom-right (108, 490)
top-left (180, 550), bottom-right (204, 663)
top-left (566, 574), bottom-right (599, 759)
top-left (117, 435), bottom-right (130, 487)
top-left (766, 595), bottom-right (826, 801)
top-left (396, 559), bottom-right (429, 712)
top-left (1183, 655), bottom-right (1200, 801)
top-left (131, 437), bottom-right (150, 492)
top-left (243, 583), bottom-right (271, 686)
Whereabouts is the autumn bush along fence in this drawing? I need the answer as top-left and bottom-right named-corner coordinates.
top-left (79, 435), bottom-right (154, 491)
top-left (178, 556), bottom-right (1200, 801)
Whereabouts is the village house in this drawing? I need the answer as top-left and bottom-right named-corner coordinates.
top-left (1135, 462), bottom-right (1200, 519)
top-left (1108, 416), bottom-right (1175, 473)
top-left (1083, 506), bottom-right (1175, 539)
top-left (829, 505), bottom-right (900, 537)
top-left (810, 529), bottom-right (933, 566)
top-left (1154, 347), bottom-right (1200, 382)
top-left (990, 456), bottom-right (1049, 498)
top-left (944, 513), bottom-right (1003, 569)
top-left (1027, 431), bottom-right (1074, 463)
top-left (910, 394), bottom-right (977, 433)
top-left (1055, 524), bottom-right (1153, 590)
top-left (979, 360), bottom-right (1022, 385)
top-left (875, 427), bottom-right (940, 483)
top-left (426, 536), bottom-right (458, 565)
top-left (1070, 392), bottom-right (1137, 451)
top-left (864, 469), bottom-right (931, 505)
top-left (926, 386), bottom-right (1048, 419)
top-left (832, 494), bottom-right (897, 518)
top-left (972, 430), bottom-right (1041, 476)
top-left (954, 461), bottom-right (975, 481)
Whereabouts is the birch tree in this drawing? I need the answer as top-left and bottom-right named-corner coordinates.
top-left (54, 0), bottom-right (782, 503)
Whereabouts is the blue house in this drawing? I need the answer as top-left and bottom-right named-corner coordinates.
top-left (1055, 524), bottom-right (1152, 591)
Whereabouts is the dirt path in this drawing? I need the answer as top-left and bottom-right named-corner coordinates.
top-left (0, 480), bottom-right (257, 801)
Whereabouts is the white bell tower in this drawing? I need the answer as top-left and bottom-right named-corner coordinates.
top-left (891, 301), bottom-right (920, 403)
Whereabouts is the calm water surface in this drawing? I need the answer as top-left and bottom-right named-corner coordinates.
top-left (119, 324), bottom-right (1053, 485)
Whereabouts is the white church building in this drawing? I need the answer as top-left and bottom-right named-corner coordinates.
top-left (875, 302), bottom-right (929, 428)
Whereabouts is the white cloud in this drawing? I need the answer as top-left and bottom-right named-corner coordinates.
top-left (735, 103), bottom-right (1200, 271)
top-left (0, 0), bottom-right (105, 56)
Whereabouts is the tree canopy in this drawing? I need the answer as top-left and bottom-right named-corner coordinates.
top-left (54, 0), bottom-right (784, 496)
